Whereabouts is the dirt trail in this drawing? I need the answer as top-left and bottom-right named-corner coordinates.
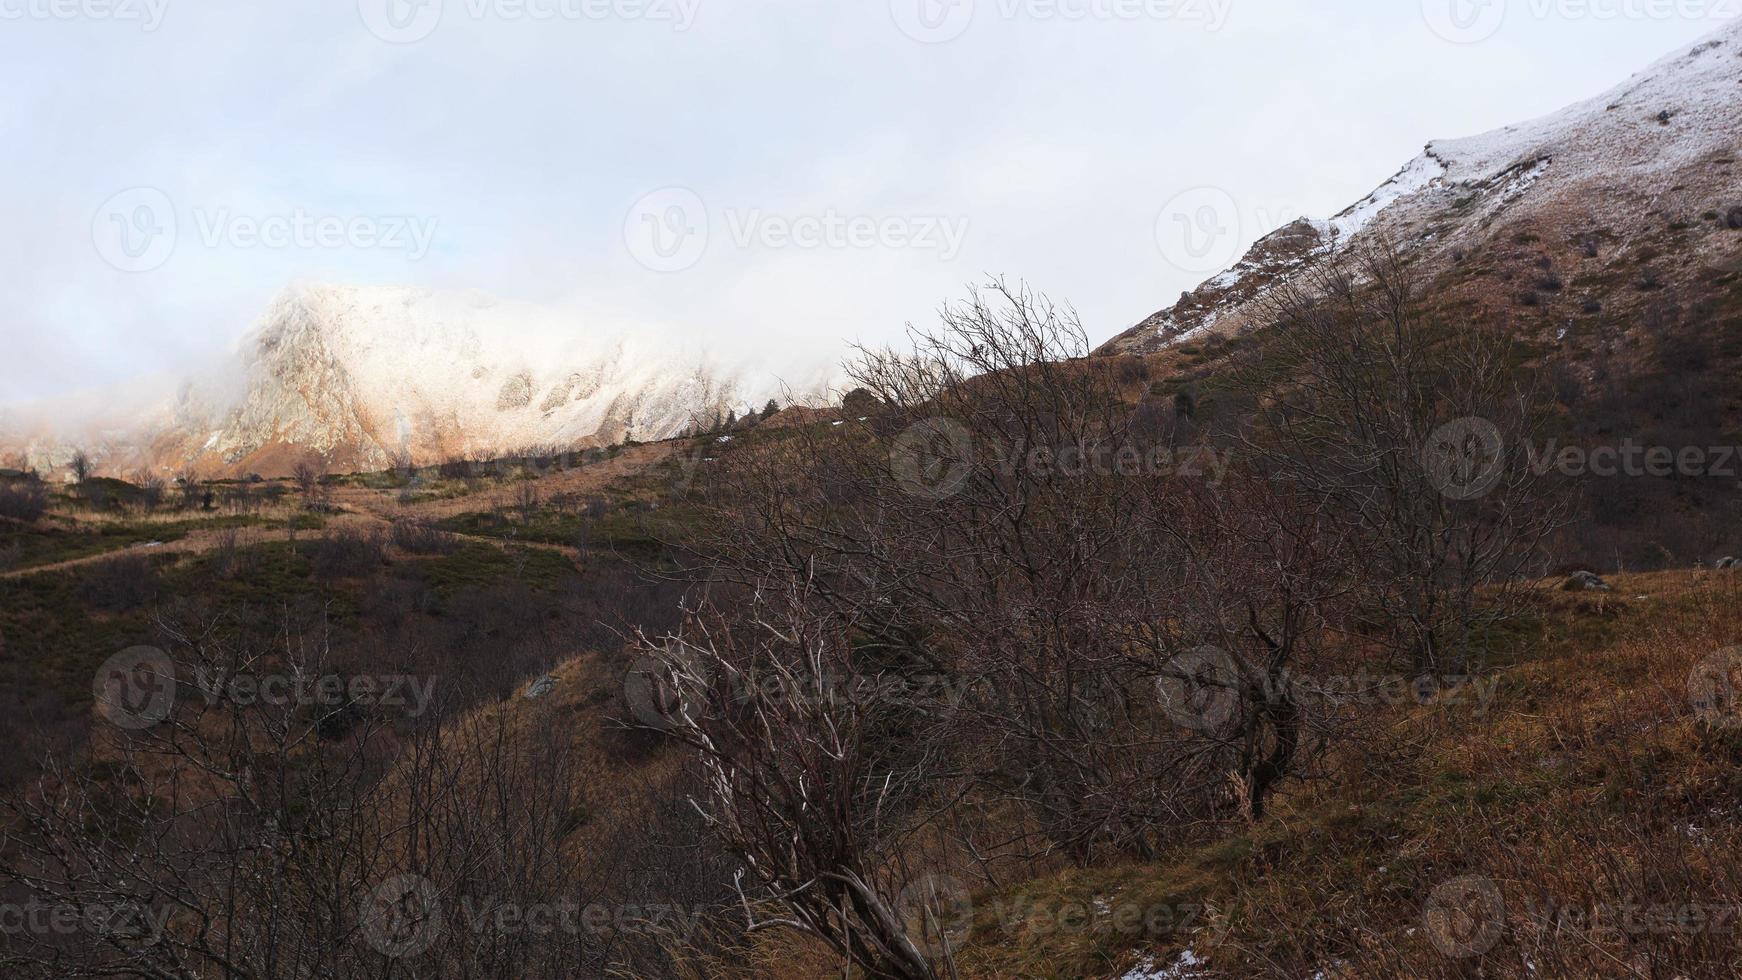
top-left (0, 442), bottom-right (681, 580)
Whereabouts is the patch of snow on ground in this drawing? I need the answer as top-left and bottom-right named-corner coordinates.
top-left (1493, 158), bottom-right (1551, 203)
top-left (1120, 950), bottom-right (1211, 979)
top-left (1327, 153), bottom-right (1446, 242)
top-left (1204, 269), bottom-right (1243, 291)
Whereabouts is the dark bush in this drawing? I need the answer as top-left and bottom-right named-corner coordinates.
top-left (76, 553), bottom-right (160, 612)
top-left (308, 527), bottom-right (387, 581)
top-left (390, 519), bottom-right (461, 556)
top-left (1114, 357), bottom-right (1152, 384)
top-left (1727, 206), bottom-right (1742, 230)
top-left (0, 478), bottom-right (48, 523)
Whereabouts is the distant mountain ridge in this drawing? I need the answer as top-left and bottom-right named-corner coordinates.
top-left (4, 284), bottom-right (823, 478)
top-left (1100, 19), bottom-right (1742, 354)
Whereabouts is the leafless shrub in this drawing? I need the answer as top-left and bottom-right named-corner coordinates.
top-left (207, 528), bottom-right (255, 580)
top-left (1246, 244), bottom-right (1565, 674)
top-left (74, 553), bottom-right (160, 612)
top-left (0, 476), bottom-right (48, 524)
top-left (133, 471), bottom-right (165, 509)
top-left (0, 612), bottom-right (643, 979)
top-left (637, 591), bottom-right (957, 980)
top-left (292, 458), bottom-right (328, 509)
top-left (309, 526), bottom-right (388, 581)
top-left (515, 480), bottom-right (541, 521)
top-left (636, 280), bottom-right (1386, 978)
top-left (391, 519), bottom-right (461, 556)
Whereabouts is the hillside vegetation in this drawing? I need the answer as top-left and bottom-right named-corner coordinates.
top-left (0, 255), bottom-right (1739, 979)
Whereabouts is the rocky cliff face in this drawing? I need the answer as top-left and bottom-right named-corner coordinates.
top-left (8, 284), bottom-right (814, 478)
top-left (1100, 19), bottom-right (1742, 354)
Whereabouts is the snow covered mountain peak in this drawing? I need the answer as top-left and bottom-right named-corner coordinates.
top-left (7, 282), bottom-right (816, 477)
top-left (1100, 20), bottom-right (1742, 354)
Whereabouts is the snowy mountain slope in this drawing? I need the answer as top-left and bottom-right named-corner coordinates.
top-left (6, 284), bottom-right (827, 478)
top-left (1100, 19), bottom-right (1742, 354)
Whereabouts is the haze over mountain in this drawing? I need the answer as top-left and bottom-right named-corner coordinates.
top-left (0, 285), bottom-right (828, 477)
top-left (6, 19), bottom-right (1739, 479)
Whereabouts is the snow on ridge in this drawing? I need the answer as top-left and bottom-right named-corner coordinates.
top-left (1428, 18), bottom-right (1742, 182)
top-left (177, 281), bottom-right (825, 469)
top-left (1327, 152), bottom-right (1448, 242)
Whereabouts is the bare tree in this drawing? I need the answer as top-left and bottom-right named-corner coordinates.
top-left (292, 458), bottom-right (327, 510)
top-left (1243, 244), bottom-right (1566, 674)
top-left (0, 609), bottom-right (642, 979)
top-left (67, 450), bottom-right (91, 486)
top-left (637, 588), bottom-right (956, 980)
top-left (133, 470), bottom-right (165, 510)
top-left (176, 466), bottom-right (203, 510)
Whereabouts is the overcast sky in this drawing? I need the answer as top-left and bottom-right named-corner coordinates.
top-left (0, 0), bottom-right (1734, 405)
